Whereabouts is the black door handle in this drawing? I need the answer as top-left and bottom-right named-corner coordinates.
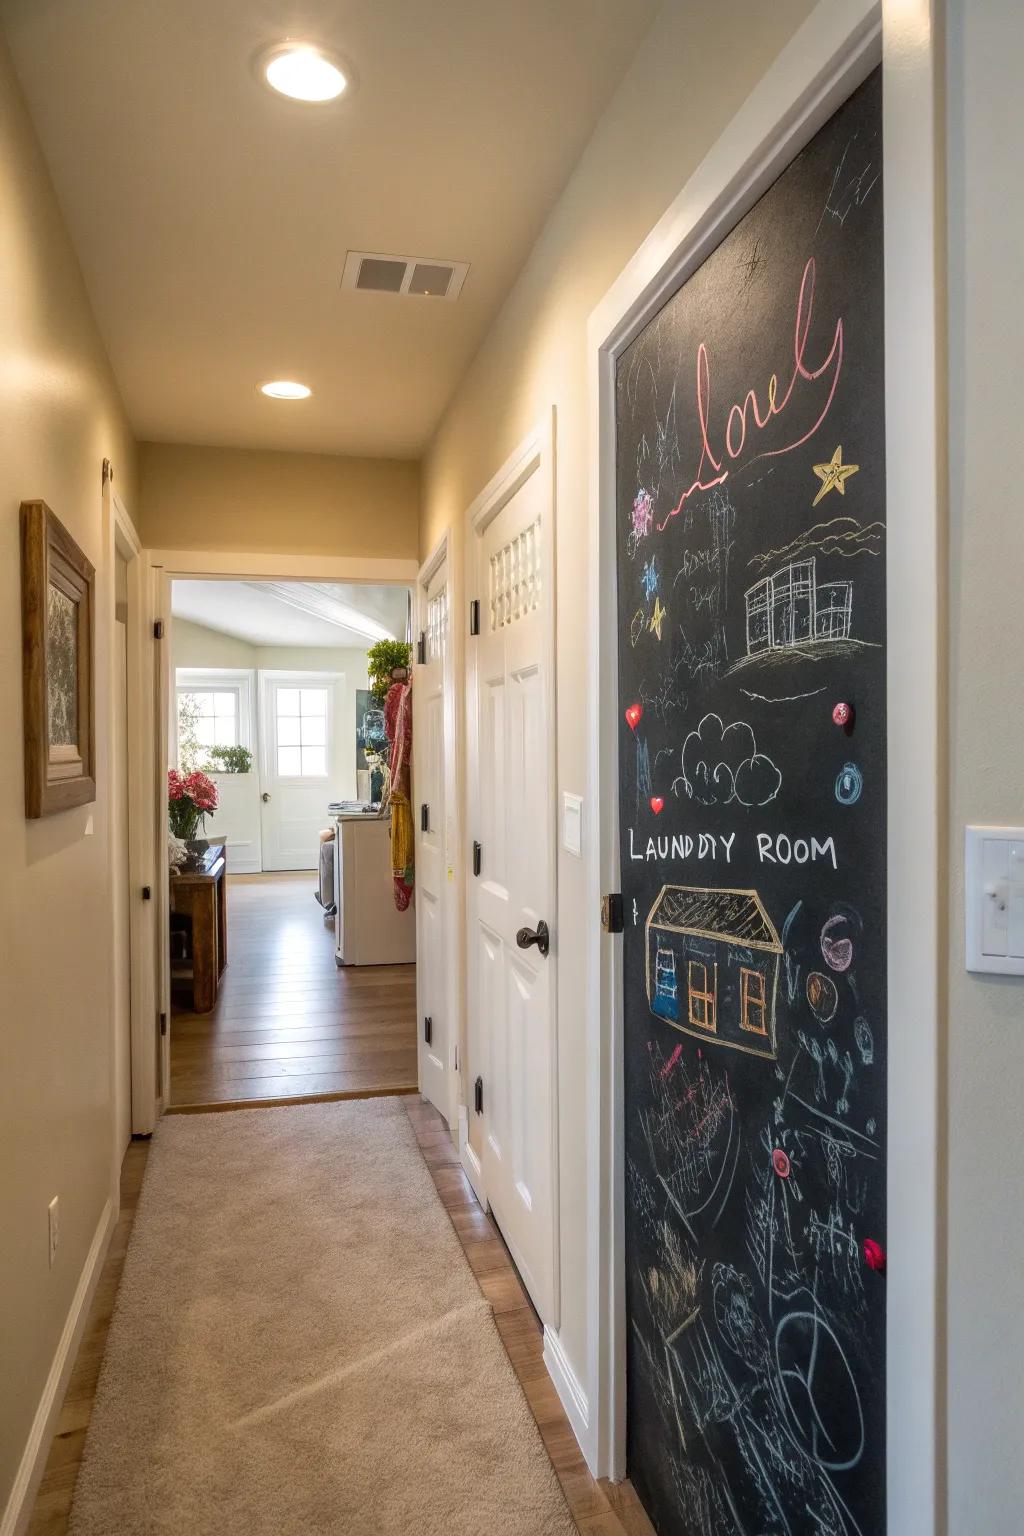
top-left (515, 920), bottom-right (550, 957)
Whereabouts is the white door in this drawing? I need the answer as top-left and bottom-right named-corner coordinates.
top-left (259, 673), bottom-right (340, 870)
top-left (112, 555), bottom-right (133, 1158)
top-left (414, 553), bottom-right (453, 1123)
top-left (467, 418), bottom-right (558, 1325)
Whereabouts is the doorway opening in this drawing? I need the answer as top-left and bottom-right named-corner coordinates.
top-left (164, 577), bottom-right (418, 1110)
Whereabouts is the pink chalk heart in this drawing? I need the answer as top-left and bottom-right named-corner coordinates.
top-left (649, 796), bottom-right (664, 815)
top-left (625, 704), bottom-right (643, 732)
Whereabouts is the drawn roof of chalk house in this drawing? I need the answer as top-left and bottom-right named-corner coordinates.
top-left (647, 885), bottom-right (782, 955)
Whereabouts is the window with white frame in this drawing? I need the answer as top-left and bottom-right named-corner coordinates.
top-left (176, 685), bottom-right (240, 768)
top-left (275, 686), bottom-right (328, 777)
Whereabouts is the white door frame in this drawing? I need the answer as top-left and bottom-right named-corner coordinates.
top-left (415, 530), bottom-right (462, 1128)
top-left (143, 551), bottom-right (419, 1122)
top-left (462, 412), bottom-right (560, 1291)
top-left (585, 2), bottom-right (944, 1524)
top-left (102, 478), bottom-right (157, 1143)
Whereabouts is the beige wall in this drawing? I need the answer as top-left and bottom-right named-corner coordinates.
top-left (946, 3), bottom-right (1024, 1528)
top-left (138, 442), bottom-right (419, 558)
top-left (421, 0), bottom-right (816, 1391)
top-left (0, 27), bottom-right (137, 1519)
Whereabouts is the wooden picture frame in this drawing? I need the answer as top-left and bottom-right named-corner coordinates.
top-left (20, 500), bottom-right (96, 816)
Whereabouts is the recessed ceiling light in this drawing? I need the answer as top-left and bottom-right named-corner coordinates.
top-left (262, 43), bottom-right (348, 103)
top-left (260, 380), bottom-right (311, 400)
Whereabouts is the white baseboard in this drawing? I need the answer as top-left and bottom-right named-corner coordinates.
top-left (1, 1195), bottom-right (116, 1536)
top-left (458, 1106), bottom-right (487, 1207)
top-left (543, 1325), bottom-right (591, 1464)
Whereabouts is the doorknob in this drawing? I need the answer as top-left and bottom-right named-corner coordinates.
top-left (515, 920), bottom-right (550, 957)
top-left (262, 791), bottom-right (271, 802)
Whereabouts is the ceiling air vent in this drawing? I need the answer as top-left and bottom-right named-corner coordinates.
top-left (341, 251), bottom-right (469, 301)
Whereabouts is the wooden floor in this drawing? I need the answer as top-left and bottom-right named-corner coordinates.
top-left (169, 872), bottom-right (418, 1108)
top-left (29, 1101), bottom-right (655, 1536)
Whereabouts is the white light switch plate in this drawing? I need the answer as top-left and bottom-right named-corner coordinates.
top-left (965, 825), bottom-right (1024, 975)
top-left (562, 793), bottom-right (583, 857)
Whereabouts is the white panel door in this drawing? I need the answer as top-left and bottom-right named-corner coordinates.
top-left (467, 420), bottom-right (558, 1326)
top-left (259, 674), bottom-right (340, 870)
top-left (414, 561), bottom-right (452, 1121)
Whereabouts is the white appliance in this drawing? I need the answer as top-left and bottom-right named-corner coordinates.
top-left (332, 811), bottom-right (416, 966)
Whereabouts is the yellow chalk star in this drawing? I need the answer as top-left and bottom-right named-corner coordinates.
top-left (812, 445), bottom-right (860, 507)
top-left (649, 597), bottom-right (667, 640)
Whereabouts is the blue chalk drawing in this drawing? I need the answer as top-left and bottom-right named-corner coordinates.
top-left (835, 762), bottom-right (863, 805)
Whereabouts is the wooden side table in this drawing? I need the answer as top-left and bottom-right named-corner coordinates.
top-left (170, 844), bottom-right (227, 1014)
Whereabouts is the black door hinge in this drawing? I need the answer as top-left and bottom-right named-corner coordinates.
top-left (474, 1075), bottom-right (484, 1115)
top-left (424, 1016), bottom-right (432, 1045)
top-left (159, 1011), bottom-right (167, 1037)
top-left (421, 803), bottom-right (429, 833)
top-left (469, 599), bottom-right (480, 636)
top-left (416, 630), bottom-right (426, 665)
top-left (472, 840), bottom-right (482, 877)
top-left (601, 893), bottom-right (624, 934)
top-left (153, 620), bottom-right (164, 640)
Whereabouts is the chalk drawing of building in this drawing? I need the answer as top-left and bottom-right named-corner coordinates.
top-left (745, 556), bottom-right (852, 656)
top-left (645, 885), bottom-right (783, 1060)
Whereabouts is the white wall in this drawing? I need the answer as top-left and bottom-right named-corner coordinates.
top-left (0, 27), bottom-right (137, 1524)
top-left (946, 3), bottom-right (1024, 1529)
top-left (420, 0), bottom-right (816, 1420)
top-left (172, 617), bottom-right (370, 868)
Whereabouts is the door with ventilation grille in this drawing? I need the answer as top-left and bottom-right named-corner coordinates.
top-left (465, 421), bottom-right (558, 1326)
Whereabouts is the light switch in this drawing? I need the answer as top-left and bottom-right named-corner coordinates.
top-left (562, 793), bottom-right (583, 858)
top-left (966, 825), bottom-right (1024, 976)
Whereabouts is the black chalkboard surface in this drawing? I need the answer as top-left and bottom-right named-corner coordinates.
top-left (615, 69), bottom-right (886, 1536)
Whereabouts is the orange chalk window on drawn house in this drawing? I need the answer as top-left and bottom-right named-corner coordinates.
top-left (740, 966), bottom-right (767, 1035)
top-left (687, 960), bottom-right (718, 1033)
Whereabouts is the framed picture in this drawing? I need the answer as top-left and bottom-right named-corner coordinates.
top-left (20, 500), bottom-right (96, 817)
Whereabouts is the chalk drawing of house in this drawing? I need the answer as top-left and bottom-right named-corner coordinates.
top-left (745, 556), bottom-right (852, 656)
top-left (645, 885), bottom-right (783, 1060)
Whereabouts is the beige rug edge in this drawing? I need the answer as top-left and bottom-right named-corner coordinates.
top-left (69, 1098), bottom-right (576, 1536)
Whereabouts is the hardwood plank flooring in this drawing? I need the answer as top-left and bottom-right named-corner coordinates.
top-left (169, 871), bottom-right (417, 1108)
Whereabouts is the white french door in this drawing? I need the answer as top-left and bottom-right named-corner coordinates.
top-left (414, 547), bottom-right (455, 1123)
top-left (259, 673), bottom-right (340, 870)
top-left (466, 416), bottom-right (558, 1326)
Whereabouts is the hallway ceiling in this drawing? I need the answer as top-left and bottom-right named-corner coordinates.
top-left (0, 0), bottom-right (657, 457)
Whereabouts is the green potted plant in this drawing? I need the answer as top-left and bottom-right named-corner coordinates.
top-left (366, 639), bottom-right (412, 703)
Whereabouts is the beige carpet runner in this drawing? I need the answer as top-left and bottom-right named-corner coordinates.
top-left (69, 1100), bottom-right (575, 1535)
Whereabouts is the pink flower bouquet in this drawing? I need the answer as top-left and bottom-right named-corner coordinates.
top-left (167, 769), bottom-right (219, 841)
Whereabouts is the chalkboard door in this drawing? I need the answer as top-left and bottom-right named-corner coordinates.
top-left (615, 70), bottom-right (886, 1536)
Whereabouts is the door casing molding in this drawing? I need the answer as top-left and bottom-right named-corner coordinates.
top-left (141, 550), bottom-right (419, 1119)
top-left (585, 6), bottom-right (945, 1530)
top-left (415, 529), bottom-right (462, 1129)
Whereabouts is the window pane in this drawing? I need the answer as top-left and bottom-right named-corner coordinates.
top-left (214, 692), bottom-right (235, 714)
top-left (196, 718), bottom-right (216, 746)
top-left (300, 714), bottom-right (326, 747)
top-left (196, 692), bottom-right (215, 717)
top-left (301, 746), bottom-right (326, 777)
top-left (213, 720), bottom-right (237, 748)
top-left (276, 688), bottom-right (301, 716)
top-left (277, 746), bottom-right (301, 776)
top-left (277, 716), bottom-right (301, 746)
top-left (300, 688), bottom-right (327, 716)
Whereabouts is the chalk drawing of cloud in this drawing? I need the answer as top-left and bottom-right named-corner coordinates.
top-left (672, 712), bottom-right (782, 809)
